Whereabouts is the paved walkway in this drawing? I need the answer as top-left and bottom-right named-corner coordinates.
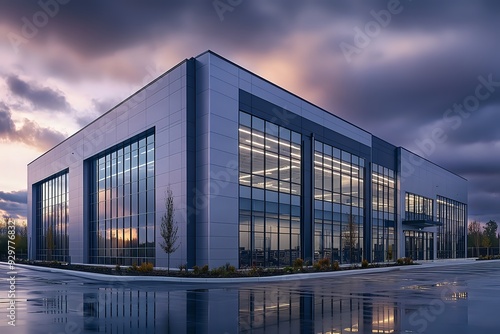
top-left (3, 258), bottom-right (481, 283)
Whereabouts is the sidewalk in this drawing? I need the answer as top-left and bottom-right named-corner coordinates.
top-left (1, 258), bottom-right (480, 284)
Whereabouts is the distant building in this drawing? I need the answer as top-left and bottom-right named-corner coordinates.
top-left (27, 51), bottom-right (467, 268)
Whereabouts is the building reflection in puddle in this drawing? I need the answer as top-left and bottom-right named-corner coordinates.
top-left (82, 290), bottom-right (156, 332)
top-left (238, 289), bottom-right (400, 333)
top-left (26, 280), bottom-right (468, 333)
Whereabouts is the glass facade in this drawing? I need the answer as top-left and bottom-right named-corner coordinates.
top-left (371, 164), bottom-right (396, 262)
top-left (89, 131), bottom-right (155, 265)
top-left (405, 193), bottom-right (433, 221)
top-left (436, 196), bottom-right (467, 259)
top-left (35, 171), bottom-right (69, 261)
top-left (404, 230), bottom-right (433, 260)
top-left (313, 140), bottom-right (365, 264)
top-left (238, 111), bottom-right (301, 267)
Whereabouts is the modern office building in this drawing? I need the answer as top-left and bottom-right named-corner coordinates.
top-left (27, 51), bottom-right (467, 268)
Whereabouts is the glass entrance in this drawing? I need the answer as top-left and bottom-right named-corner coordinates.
top-left (404, 230), bottom-right (433, 260)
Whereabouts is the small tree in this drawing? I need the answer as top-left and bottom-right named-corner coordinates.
top-left (468, 221), bottom-right (482, 257)
top-left (483, 220), bottom-right (498, 249)
top-left (342, 215), bottom-right (358, 263)
top-left (482, 236), bottom-right (491, 256)
top-left (160, 188), bottom-right (179, 275)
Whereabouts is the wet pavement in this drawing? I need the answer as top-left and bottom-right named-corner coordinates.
top-left (1, 261), bottom-right (500, 333)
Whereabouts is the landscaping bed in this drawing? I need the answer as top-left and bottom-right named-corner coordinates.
top-left (14, 257), bottom-right (418, 278)
top-left (476, 255), bottom-right (500, 261)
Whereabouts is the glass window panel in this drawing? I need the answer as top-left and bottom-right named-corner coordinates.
top-left (266, 178), bottom-right (279, 192)
top-left (279, 127), bottom-right (290, 140)
top-left (324, 169), bottom-right (332, 191)
top-left (315, 188), bottom-right (323, 200)
top-left (315, 140), bottom-right (323, 152)
top-left (252, 148), bottom-right (265, 175)
top-left (342, 175), bottom-right (351, 194)
top-left (266, 121), bottom-right (279, 137)
top-left (253, 216), bottom-right (265, 232)
top-left (315, 167), bottom-right (323, 189)
top-left (239, 126), bottom-right (252, 145)
top-left (147, 177), bottom-right (155, 191)
top-left (266, 190), bottom-right (279, 203)
top-left (240, 111), bottom-right (251, 127)
top-left (342, 151), bottom-right (351, 162)
top-left (239, 145), bottom-right (252, 174)
top-left (291, 160), bottom-right (301, 184)
top-left (266, 134), bottom-right (279, 153)
top-left (279, 158), bottom-right (291, 181)
top-left (291, 143), bottom-right (301, 160)
top-left (265, 152), bottom-right (279, 179)
top-left (291, 131), bottom-right (301, 144)
top-left (291, 183), bottom-right (301, 196)
top-left (279, 181), bottom-right (291, 194)
top-left (240, 185), bottom-right (251, 198)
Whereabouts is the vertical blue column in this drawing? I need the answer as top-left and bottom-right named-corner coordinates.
top-left (302, 134), bottom-right (313, 263)
top-left (365, 160), bottom-right (372, 262)
top-left (186, 58), bottom-right (197, 268)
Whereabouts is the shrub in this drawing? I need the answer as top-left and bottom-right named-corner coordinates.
top-left (138, 262), bottom-right (154, 273)
top-left (179, 263), bottom-right (187, 272)
top-left (115, 264), bottom-right (121, 272)
top-left (332, 260), bottom-right (340, 271)
top-left (249, 266), bottom-right (263, 276)
top-left (201, 264), bottom-right (209, 274)
top-left (362, 259), bottom-right (369, 268)
top-left (396, 258), bottom-right (404, 265)
top-left (293, 258), bottom-right (304, 271)
top-left (403, 257), bottom-right (413, 265)
top-left (313, 262), bottom-right (321, 271)
top-left (131, 263), bottom-right (138, 271)
top-left (224, 262), bottom-right (236, 273)
top-left (318, 258), bottom-right (330, 270)
top-left (210, 267), bottom-right (223, 276)
top-left (192, 265), bottom-right (200, 275)
top-left (284, 266), bottom-right (293, 273)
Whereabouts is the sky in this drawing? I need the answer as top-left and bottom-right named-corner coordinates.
top-left (0, 0), bottom-right (498, 224)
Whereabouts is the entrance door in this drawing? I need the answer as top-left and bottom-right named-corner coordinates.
top-left (404, 231), bottom-right (433, 260)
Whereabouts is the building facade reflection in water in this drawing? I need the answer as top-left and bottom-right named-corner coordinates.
top-left (238, 288), bottom-right (400, 333)
top-left (83, 289), bottom-right (156, 332)
top-left (28, 281), bottom-right (468, 333)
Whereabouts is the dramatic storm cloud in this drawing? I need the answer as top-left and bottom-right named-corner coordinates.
top-left (0, 190), bottom-right (27, 220)
top-left (6, 75), bottom-right (71, 111)
top-left (0, 102), bottom-right (66, 150)
top-left (0, 0), bottom-right (498, 223)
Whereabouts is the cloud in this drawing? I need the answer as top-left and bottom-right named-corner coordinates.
top-left (0, 103), bottom-right (66, 150)
top-left (0, 0), bottom-right (499, 225)
top-left (0, 190), bottom-right (27, 204)
top-left (0, 102), bottom-right (16, 134)
top-left (0, 190), bottom-right (27, 220)
top-left (6, 75), bottom-right (71, 111)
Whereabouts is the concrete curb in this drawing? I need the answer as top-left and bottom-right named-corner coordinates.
top-left (1, 258), bottom-right (481, 284)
